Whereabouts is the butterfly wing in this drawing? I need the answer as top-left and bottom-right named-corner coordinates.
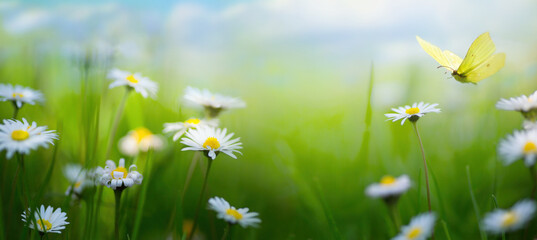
top-left (443, 50), bottom-right (463, 70)
top-left (457, 32), bottom-right (496, 75)
top-left (416, 36), bottom-right (460, 71)
top-left (462, 53), bottom-right (505, 83)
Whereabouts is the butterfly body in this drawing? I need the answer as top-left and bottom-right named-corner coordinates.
top-left (417, 32), bottom-right (505, 84)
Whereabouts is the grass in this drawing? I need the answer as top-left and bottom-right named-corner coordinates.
top-left (1, 31), bottom-right (537, 240)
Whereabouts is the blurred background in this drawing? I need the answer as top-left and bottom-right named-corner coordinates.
top-left (1, 0), bottom-right (537, 239)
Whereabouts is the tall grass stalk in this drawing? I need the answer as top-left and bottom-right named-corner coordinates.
top-left (132, 151), bottom-right (152, 240)
top-left (314, 178), bottom-right (342, 240)
top-left (466, 166), bottom-right (487, 240)
top-left (37, 138), bottom-right (60, 201)
top-left (356, 63), bottom-right (374, 163)
top-left (182, 152), bottom-right (202, 201)
top-left (441, 220), bottom-right (452, 240)
top-left (188, 157), bottom-right (213, 240)
top-left (0, 185), bottom-right (4, 240)
top-left (411, 122), bottom-right (432, 213)
top-left (220, 223), bottom-right (231, 240)
top-left (165, 152), bottom-right (200, 236)
top-left (105, 88), bottom-right (131, 159)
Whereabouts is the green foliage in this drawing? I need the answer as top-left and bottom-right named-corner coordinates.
top-left (0, 41), bottom-right (536, 240)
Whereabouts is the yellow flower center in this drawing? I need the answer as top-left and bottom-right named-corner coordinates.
top-left (380, 175), bottom-right (396, 185)
top-left (226, 208), bottom-right (243, 220)
top-left (111, 167), bottom-right (128, 179)
top-left (406, 227), bottom-right (421, 239)
top-left (74, 181), bottom-right (82, 188)
top-left (523, 141), bottom-right (537, 154)
top-left (126, 74), bottom-right (139, 84)
top-left (11, 129), bottom-right (29, 141)
top-left (501, 211), bottom-right (518, 227)
top-left (12, 93), bottom-right (24, 98)
top-left (132, 127), bottom-right (152, 143)
top-left (37, 219), bottom-right (52, 231)
top-left (185, 118), bottom-right (201, 125)
top-left (405, 107), bottom-right (420, 115)
top-left (203, 137), bottom-right (220, 150)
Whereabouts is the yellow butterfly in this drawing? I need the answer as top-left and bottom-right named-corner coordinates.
top-left (416, 32), bottom-right (505, 84)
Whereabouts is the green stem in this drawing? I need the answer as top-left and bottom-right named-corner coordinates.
top-left (165, 152), bottom-right (201, 236)
top-left (221, 223), bottom-right (231, 240)
top-left (12, 105), bottom-right (19, 119)
top-left (188, 157), bottom-right (213, 240)
top-left (105, 88), bottom-right (130, 159)
top-left (411, 122), bottom-right (432, 213)
top-left (17, 153), bottom-right (28, 208)
top-left (466, 166), bottom-right (487, 240)
top-left (530, 165), bottom-right (536, 199)
top-left (114, 189), bottom-right (124, 240)
top-left (524, 166), bottom-right (537, 239)
top-left (182, 152), bottom-right (202, 201)
top-left (386, 199), bottom-right (401, 230)
top-left (132, 151), bottom-right (152, 240)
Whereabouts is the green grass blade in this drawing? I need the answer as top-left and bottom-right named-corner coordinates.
top-left (441, 220), bottom-right (452, 240)
top-left (356, 63), bottom-right (374, 163)
top-left (466, 166), bottom-right (487, 240)
top-left (313, 178), bottom-right (342, 240)
top-left (132, 151), bottom-right (152, 240)
top-left (37, 123), bottom-right (61, 202)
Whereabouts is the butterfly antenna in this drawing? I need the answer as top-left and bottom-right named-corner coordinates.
top-left (437, 65), bottom-right (455, 72)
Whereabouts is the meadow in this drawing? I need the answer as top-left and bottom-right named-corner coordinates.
top-left (1, 1), bottom-right (537, 240)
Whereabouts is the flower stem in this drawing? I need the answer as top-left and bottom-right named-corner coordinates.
top-left (165, 152), bottom-right (201, 236)
top-left (182, 152), bottom-right (202, 201)
top-left (411, 122), bottom-right (432, 213)
top-left (385, 199), bottom-right (401, 230)
top-left (188, 157), bottom-right (213, 240)
top-left (12, 105), bottom-right (19, 119)
top-left (524, 165), bottom-right (537, 239)
top-left (114, 189), bottom-right (124, 240)
top-left (16, 153), bottom-right (29, 208)
top-left (221, 223), bottom-right (231, 240)
top-left (530, 165), bottom-right (536, 199)
top-left (105, 88), bottom-right (130, 159)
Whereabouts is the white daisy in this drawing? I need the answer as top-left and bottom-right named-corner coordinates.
top-left (498, 129), bottom-right (537, 166)
top-left (181, 127), bottom-right (242, 160)
top-left (118, 127), bottom-right (164, 156)
top-left (482, 199), bottom-right (536, 234)
top-left (107, 68), bottom-right (158, 98)
top-left (496, 91), bottom-right (537, 118)
top-left (385, 102), bottom-right (441, 125)
top-left (163, 118), bottom-right (219, 141)
top-left (63, 164), bottom-right (90, 196)
top-left (365, 175), bottom-right (411, 199)
top-left (208, 196), bottom-right (261, 228)
top-left (21, 205), bottom-right (69, 234)
top-left (392, 212), bottom-right (436, 240)
top-left (0, 118), bottom-right (58, 159)
top-left (0, 83), bottom-right (44, 108)
top-left (183, 86), bottom-right (246, 118)
top-left (99, 158), bottom-right (143, 190)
